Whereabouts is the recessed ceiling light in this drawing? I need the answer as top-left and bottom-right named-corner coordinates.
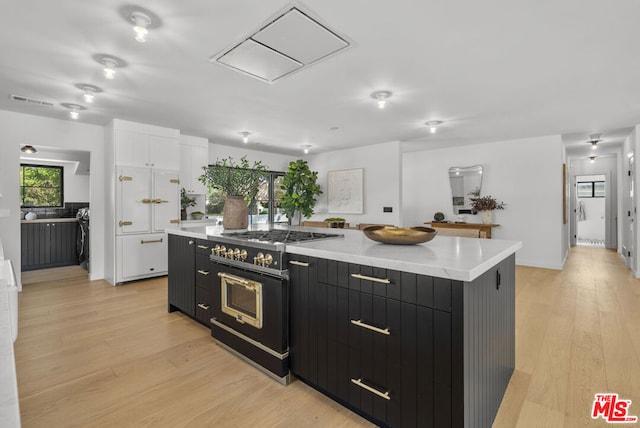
top-left (240, 131), bottom-right (251, 143)
top-left (301, 144), bottom-right (312, 154)
top-left (589, 156), bottom-right (597, 163)
top-left (587, 133), bottom-right (602, 150)
top-left (61, 103), bottom-right (86, 120)
top-left (94, 54), bottom-right (126, 80)
top-left (371, 90), bottom-right (392, 109)
top-left (425, 120), bottom-right (444, 133)
top-left (75, 84), bottom-right (102, 104)
top-left (131, 11), bottom-right (151, 43)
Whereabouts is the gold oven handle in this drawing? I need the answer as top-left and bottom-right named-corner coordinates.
top-left (217, 272), bottom-right (250, 285)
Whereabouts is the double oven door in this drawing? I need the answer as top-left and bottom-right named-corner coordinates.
top-left (210, 262), bottom-right (287, 354)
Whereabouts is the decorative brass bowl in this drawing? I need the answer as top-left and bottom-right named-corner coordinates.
top-left (362, 226), bottom-right (437, 245)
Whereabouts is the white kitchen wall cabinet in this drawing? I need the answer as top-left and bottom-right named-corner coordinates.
top-left (180, 135), bottom-right (209, 194)
top-left (105, 119), bottom-right (181, 285)
top-left (115, 129), bottom-right (180, 170)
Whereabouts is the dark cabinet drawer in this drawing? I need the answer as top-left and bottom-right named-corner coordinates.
top-left (195, 239), bottom-right (213, 255)
top-left (195, 285), bottom-right (214, 325)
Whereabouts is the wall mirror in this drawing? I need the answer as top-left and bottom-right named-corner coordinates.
top-left (448, 165), bottom-right (483, 214)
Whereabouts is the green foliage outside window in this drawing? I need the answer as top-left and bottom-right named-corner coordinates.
top-left (20, 164), bottom-right (64, 207)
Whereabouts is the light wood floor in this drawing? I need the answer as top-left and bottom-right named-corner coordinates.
top-left (14, 247), bottom-right (640, 427)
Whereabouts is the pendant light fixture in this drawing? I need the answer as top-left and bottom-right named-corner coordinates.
top-left (371, 90), bottom-right (392, 109)
top-left (61, 103), bottom-right (86, 120)
top-left (425, 120), bottom-right (444, 134)
top-left (589, 156), bottom-right (596, 163)
top-left (587, 133), bottom-right (601, 150)
top-left (20, 145), bottom-right (37, 154)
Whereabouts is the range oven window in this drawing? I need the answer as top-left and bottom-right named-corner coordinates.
top-left (220, 272), bottom-right (263, 329)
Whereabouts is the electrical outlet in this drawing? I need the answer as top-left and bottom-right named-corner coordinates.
top-left (383, 207), bottom-right (392, 213)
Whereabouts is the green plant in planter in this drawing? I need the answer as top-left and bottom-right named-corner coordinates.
top-left (198, 156), bottom-right (269, 204)
top-left (281, 159), bottom-right (322, 224)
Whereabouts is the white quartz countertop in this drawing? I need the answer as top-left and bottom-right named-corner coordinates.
top-left (21, 217), bottom-right (78, 223)
top-left (168, 225), bottom-right (522, 282)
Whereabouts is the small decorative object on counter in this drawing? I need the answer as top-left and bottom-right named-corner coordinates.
top-left (362, 225), bottom-right (437, 245)
top-left (190, 211), bottom-right (204, 220)
top-left (25, 211), bottom-right (37, 221)
top-left (180, 188), bottom-right (197, 221)
top-left (469, 195), bottom-right (506, 224)
top-left (324, 217), bottom-right (346, 228)
top-left (433, 211), bottom-right (445, 222)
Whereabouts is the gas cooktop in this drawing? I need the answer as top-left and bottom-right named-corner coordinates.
top-left (221, 229), bottom-right (341, 244)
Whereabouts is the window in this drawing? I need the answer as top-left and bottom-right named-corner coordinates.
top-left (204, 169), bottom-right (287, 225)
top-left (577, 181), bottom-right (605, 198)
top-left (20, 164), bottom-right (64, 207)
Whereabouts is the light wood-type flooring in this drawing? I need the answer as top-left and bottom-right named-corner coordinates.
top-left (14, 246), bottom-right (640, 427)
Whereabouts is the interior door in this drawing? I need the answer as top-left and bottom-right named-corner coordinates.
top-left (627, 154), bottom-right (635, 269)
top-left (117, 166), bottom-right (151, 234)
top-left (152, 170), bottom-right (180, 232)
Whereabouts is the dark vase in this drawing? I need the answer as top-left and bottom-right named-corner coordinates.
top-left (180, 209), bottom-right (187, 220)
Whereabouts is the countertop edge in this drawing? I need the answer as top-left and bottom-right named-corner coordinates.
top-left (21, 218), bottom-right (79, 223)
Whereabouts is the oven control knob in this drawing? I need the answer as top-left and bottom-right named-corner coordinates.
top-left (233, 248), bottom-right (241, 260)
top-left (264, 253), bottom-right (273, 266)
top-left (239, 249), bottom-right (247, 261)
top-left (255, 252), bottom-right (264, 265)
top-left (226, 248), bottom-right (234, 258)
top-left (218, 246), bottom-right (226, 257)
top-left (212, 245), bottom-right (220, 256)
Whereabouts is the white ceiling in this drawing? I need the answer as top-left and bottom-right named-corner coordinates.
top-left (1, 0), bottom-right (639, 156)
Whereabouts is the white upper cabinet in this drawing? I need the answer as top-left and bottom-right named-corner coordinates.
top-left (180, 135), bottom-right (209, 194)
top-left (115, 129), bottom-right (180, 170)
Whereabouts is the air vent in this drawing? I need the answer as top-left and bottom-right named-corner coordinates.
top-left (211, 5), bottom-right (351, 83)
top-left (10, 94), bottom-right (54, 107)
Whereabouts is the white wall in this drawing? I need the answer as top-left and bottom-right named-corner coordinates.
top-left (0, 110), bottom-right (105, 286)
top-left (304, 141), bottom-right (402, 226)
top-left (402, 135), bottom-right (564, 269)
top-left (209, 143), bottom-right (294, 172)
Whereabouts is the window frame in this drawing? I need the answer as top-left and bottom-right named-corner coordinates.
top-left (20, 163), bottom-right (65, 208)
top-left (577, 180), bottom-right (605, 198)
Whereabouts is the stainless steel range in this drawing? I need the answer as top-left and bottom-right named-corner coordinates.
top-left (207, 228), bottom-right (341, 384)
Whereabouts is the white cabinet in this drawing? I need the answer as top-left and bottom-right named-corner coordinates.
top-left (116, 166), bottom-right (180, 235)
top-left (180, 135), bottom-right (209, 194)
top-left (117, 233), bottom-right (168, 282)
top-left (115, 129), bottom-right (180, 170)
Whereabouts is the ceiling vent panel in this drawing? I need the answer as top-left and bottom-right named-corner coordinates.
top-left (217, 39), bottom-right (303, 83)
top-left (10, 94), bottom-right (54, 107)
top-left (211, 5), bottom-right (351, 84)
top-left (252, 8), bottom-right (349, 65)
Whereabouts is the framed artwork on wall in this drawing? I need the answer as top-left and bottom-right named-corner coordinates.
top-left (328, 168), bottom-right (364, 214)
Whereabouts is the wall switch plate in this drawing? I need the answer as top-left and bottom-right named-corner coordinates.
top-left (383, 206), bottom-right (392, 213)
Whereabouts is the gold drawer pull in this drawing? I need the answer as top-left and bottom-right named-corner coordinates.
top-left (350, 319), bottom-right (390, 335)
top-left (197, 270), bottom-right (210, 276)
top-left (197, 303), bottom-right (210, 310)
top-left (169, 219), bottom-right (180, 224)
top-left (118, 175), bottom-right (132, 181)
top-left (350, 273), bottom-right (390, 284)
top-left (141, 238), bottom-right (163, 244)
top-left (141, 198), bottom-right (153, 204)
top-left (289, 260), bottom-right (310, 267)
top-left (119, 221), bottom-right (132, 227)
top-left (170, 178), bottom-right (180, 184)
top-left (350, 378), bottom-right (391, 401)
top-left (197, 245), bottom-right (209, 250)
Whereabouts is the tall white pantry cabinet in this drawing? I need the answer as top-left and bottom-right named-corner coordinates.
top-left (105, 119), bottom-right (181, 285)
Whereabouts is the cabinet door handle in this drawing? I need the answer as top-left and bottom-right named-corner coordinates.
top-left (119, 175), bottom-right (133, 181)
top-left (197, 245), bottom-right (209, 250)
top-left (289, 260), bottom-right (310, 267)
top-left (197, 270), bottom-right (210, 276)
top-left (119, 221), bottom-right (133, 227)
top-left (197, 303), bottom-right (210, 310)
top-left (141, 238), bottom-right (163, 244)
top-left (350, 273), bottom-right (390, 284)
top-left (350, 319), bottom-right (390, 336)
top-left (169, 219), bottom-right (180, 224)
top-left (170, 179), bottom-right (180, 184)
top-left (141, 199), bottom-right (153, 204)
top-left (153, 199), bottom-right (169, 204)
top-left (350, 378), bottom-right (391, 401)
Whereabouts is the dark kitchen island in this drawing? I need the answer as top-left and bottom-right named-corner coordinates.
top-left (167, 225), bottom-right (521, 428)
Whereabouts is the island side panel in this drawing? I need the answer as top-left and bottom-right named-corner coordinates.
top-left (462, 253), bottom-right (516, 428)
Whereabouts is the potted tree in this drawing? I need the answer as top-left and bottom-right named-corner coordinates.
top-left (180, 188), bottom-right (197, 221)
top-left (199, 156), bottom-right (269, 229)
top-left (280, 159), bottom-right (322, 225)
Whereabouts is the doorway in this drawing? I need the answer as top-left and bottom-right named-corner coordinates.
top-left (575, 174), bottom-right (606, 247)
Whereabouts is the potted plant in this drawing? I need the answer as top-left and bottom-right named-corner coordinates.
top-left (199, 156), bottom-right (269, 229)
top-left (469, 195), bottom-right (506, 224)
top-left (324, 217), bottom-right (346, 228)
top-left (280, 159), bottom-right (322, 225)
top-left (180, 188), bottom-right (197, 221)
